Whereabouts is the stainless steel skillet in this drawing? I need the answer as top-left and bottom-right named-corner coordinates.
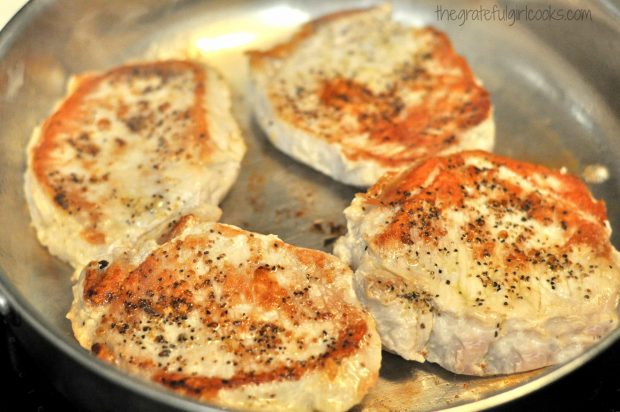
top-left (0, 0), bottom-right (619, 410)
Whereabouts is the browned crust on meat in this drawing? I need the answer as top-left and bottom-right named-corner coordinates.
top-left (249, 6), bottom-right (492, 168)
top-left (81, 224), bottom-right (372, 400)
top-left (369, 150), bottom-right (610, 260)
top-left (31, 60), bottom-right (211, 245)
top-left (353, 150), bottom-right (618, 314)
top-left (316, 38), bottom-right (490, 167)
top-left (152, 319), bottom-right (368, 399)
top-left (156, 214), bottom-right (198, 244)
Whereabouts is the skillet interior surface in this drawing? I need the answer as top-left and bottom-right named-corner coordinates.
top-left (0, 0), bottom-right (619, 410)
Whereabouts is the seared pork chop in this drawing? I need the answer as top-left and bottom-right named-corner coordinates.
top-left (335, 150), bottom-right (620, 375)
top-left (25, 60), bottom-right (245, 268)
top-left (68, 214), bottom-right (381, 411)
top-left (248, 4), bottom-right (494, 187)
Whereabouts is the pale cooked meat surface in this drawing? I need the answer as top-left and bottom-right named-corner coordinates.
top-left (335, 150), bottom-right (620, 375)
top-left (68, 215), bottom-right (381, 411)
top-left (25, 60), bottom-right (246, 268)
top-left (248, 4), bottom-right (494, 187)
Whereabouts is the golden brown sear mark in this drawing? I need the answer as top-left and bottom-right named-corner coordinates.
top-left (371, 150), bottom-right (610, 263)
top-left (316, 30), bottom-right (490, 166)
top-left (82, 224), bottom-right (371, 400)
top-left (31, 61), bottom-right (211, 245)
